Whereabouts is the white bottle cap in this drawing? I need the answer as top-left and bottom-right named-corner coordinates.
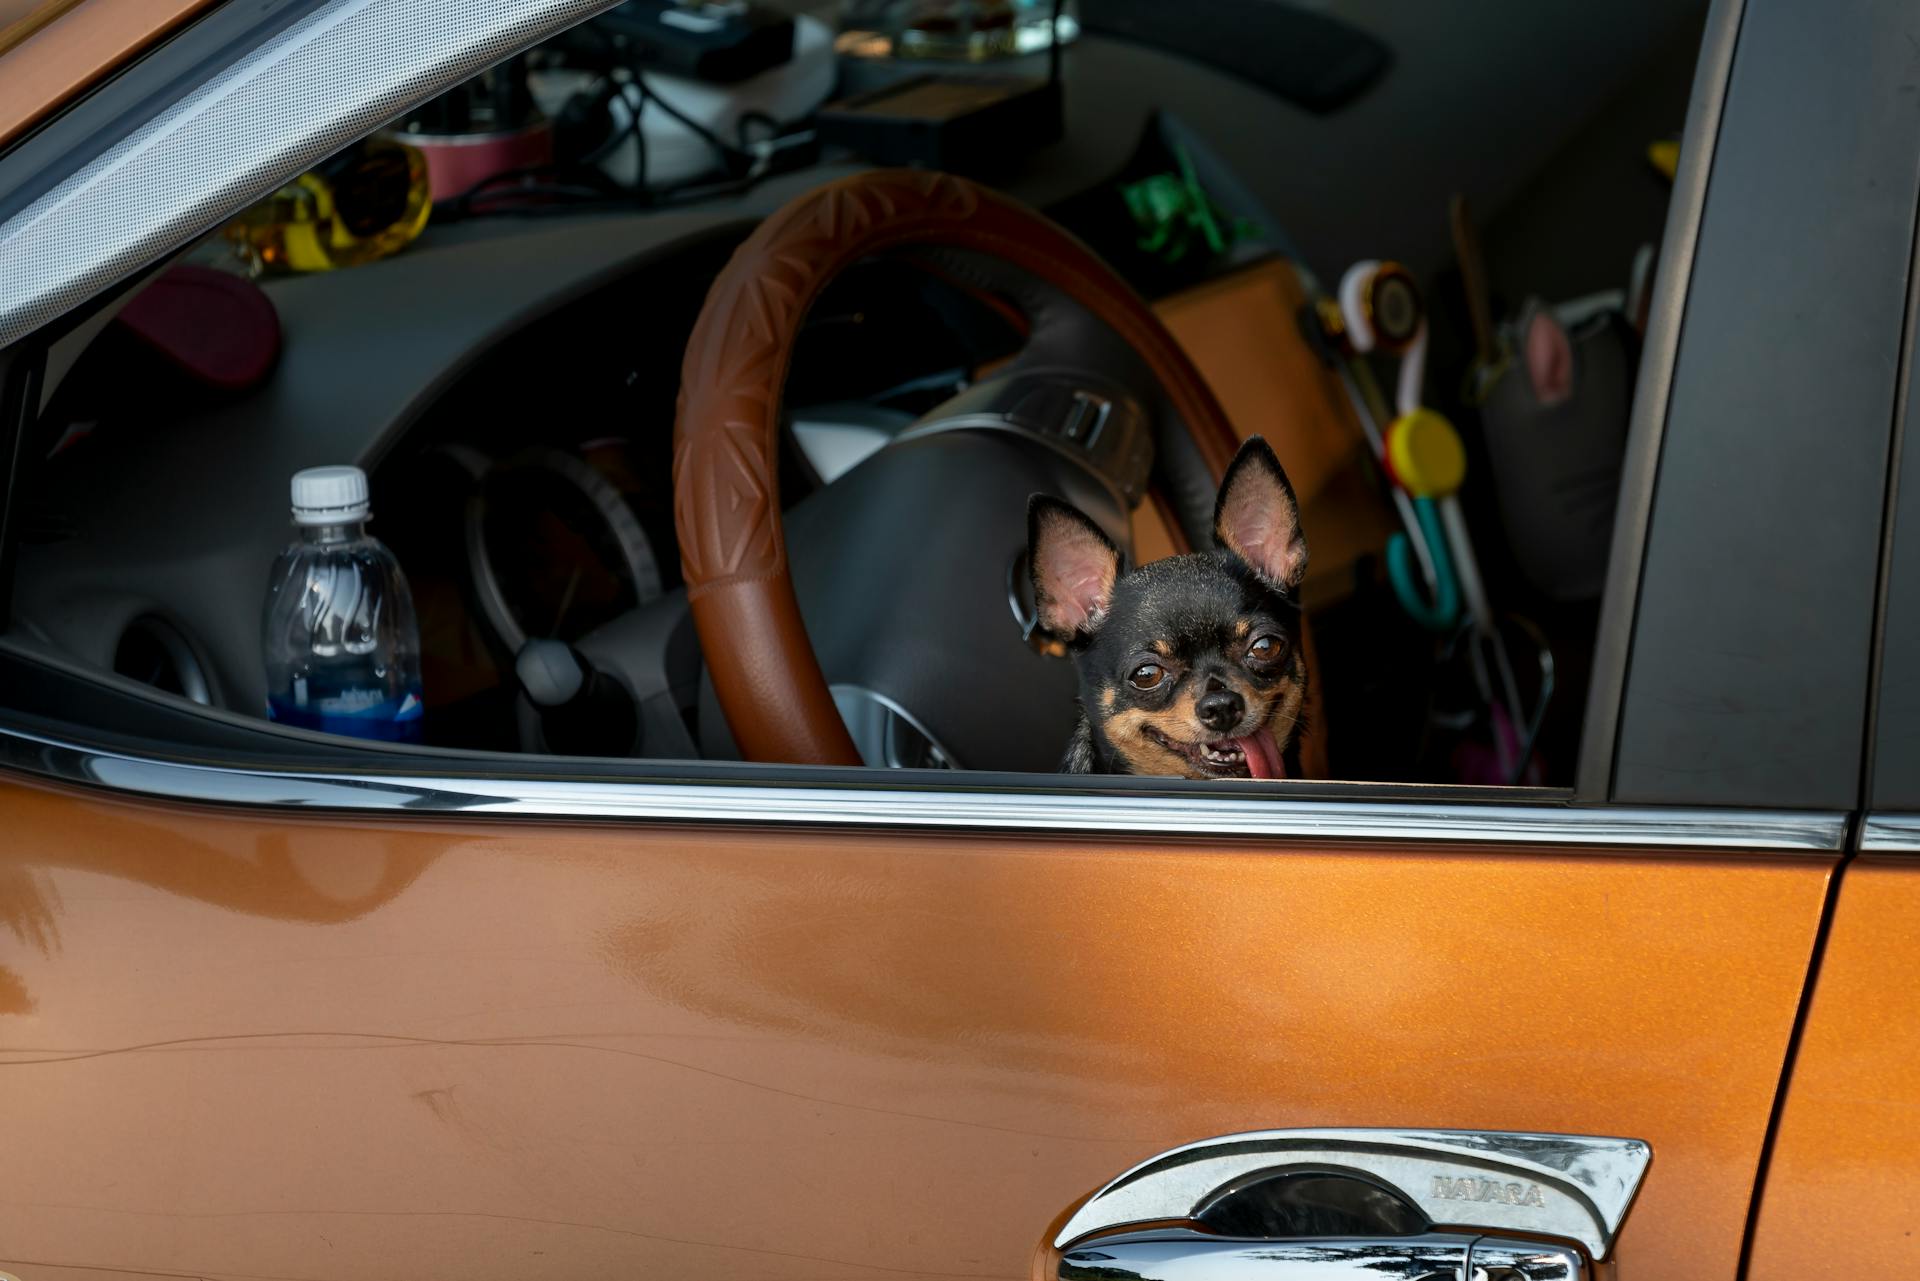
top-left (290, 465), bottom-right (371, 525)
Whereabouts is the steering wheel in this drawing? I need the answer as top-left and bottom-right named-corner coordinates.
top-left (673, 170), bottom-right (1248, 767)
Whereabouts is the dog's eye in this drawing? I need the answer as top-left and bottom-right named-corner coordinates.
top-left (1247, 634), bottom-right (1287, 664)
top-left (1128, 663), bottom-right (1165, 690)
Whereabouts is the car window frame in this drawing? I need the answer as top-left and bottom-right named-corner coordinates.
top-left (1581, 0), bottom-right (1911, 814)
top-left (1862, 134), bottom-right (1920, 843)
top-left (0, 0), bottom-right (1857, 856)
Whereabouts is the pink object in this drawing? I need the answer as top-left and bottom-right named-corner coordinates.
top-left (116, 263), bottom-right (280, 392)
top-left (1452, 702), bottom-right (1543, 786)
top-left (1523, 308), bottom-right (1574, 406)
top-left (405, 122), bottom-right (553, 202)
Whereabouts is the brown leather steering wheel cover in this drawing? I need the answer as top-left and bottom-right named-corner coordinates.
top-left (674, 170), bottom-right (1243, 765)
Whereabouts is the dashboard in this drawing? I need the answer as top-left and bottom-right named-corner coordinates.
top-left (9, 207), bottom-right (1131, 770)
top-left (2, 5), bottom-right (1695, 777)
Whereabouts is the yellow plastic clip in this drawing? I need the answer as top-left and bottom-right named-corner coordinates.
top-left (1647, 139), bottom-right (1679, 182)
top-left (1386, 408), bottom-right (1466, 499)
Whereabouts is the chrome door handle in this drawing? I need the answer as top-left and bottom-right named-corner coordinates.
top-left (1060, 1229), bottom-right (1584, 1281)
top-left (1055, 1129), bottom-right (1650, 1281)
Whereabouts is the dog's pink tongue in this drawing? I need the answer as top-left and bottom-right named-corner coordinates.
top-left (1232, 728), bottom-right (1285, 780)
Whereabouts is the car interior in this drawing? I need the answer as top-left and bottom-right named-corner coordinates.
top-left (0, 0), bottom-right (1711, 787)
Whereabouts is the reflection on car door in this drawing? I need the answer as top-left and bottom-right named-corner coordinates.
top-left (0, 768), bottom-right (1838, 1278)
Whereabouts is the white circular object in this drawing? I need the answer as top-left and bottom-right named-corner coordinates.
top-left (1338, 259), bottom-right (1381, 353)
top-left (291, 464), bottom-right (370, 525)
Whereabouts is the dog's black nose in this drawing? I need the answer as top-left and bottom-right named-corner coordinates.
top-left (1196, 687), bottom-right (1245, 733)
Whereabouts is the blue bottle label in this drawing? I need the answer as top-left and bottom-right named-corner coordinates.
top-left (267, 688), bottom-right (424, 743)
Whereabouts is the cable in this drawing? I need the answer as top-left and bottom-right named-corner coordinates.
top-left (433, 164), bottom-right (638, 224)
top-left (578, 81), bottom-right (637, 166)
top-left (428, 19), bottom-right (822, 223)
top-left (736, 109), bottom-right (780, 149)
top-left (582, 19), bottom-right (749, 174)
top-left (580, 81), bottom-right (650, 190)
top-left (630, 70), bottom-right (748, 175)
top-left (630, 87), bottom-right (650, 190)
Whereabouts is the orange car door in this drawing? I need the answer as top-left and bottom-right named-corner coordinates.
top-left (0, 745), bottom-right (1841, 1280)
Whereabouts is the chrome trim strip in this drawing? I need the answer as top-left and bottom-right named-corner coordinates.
top-left (1054, 1128), bottom-right (1652, 1260)
top-left (1057, 1231), bottom-right (1495, 1281)
top-left (0, 0), bottom-right (623, 349)
top-left (1861, 814), bottom-right (1920, 852)
top-left (0, 726), bottom-right (1847, 849)
top-left (1576, 0), bottom-right (1747, 801)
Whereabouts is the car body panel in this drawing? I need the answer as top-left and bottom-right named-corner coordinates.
top-left (1746, 856), bottom-right (1920, 1279)
top-left (0, 775), bottom-right (1831, 1278)
top-left (0, 0), bottom-right (218, 148)
top-left (0, 0), bottom-right (1908, 1275)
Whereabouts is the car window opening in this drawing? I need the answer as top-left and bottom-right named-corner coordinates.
top-left (0, 3), bottom-right (1710, 794)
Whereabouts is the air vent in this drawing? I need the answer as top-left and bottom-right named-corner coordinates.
top-left (113, 616), bottom-right (212, 706)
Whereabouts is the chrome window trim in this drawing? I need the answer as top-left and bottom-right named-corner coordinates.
top-left (0, 0), bottom-right (624, 350)
top-left (0, 725), bottom-right (1847, 850)
top-left (1861, 814), bottom-right (1920, 853)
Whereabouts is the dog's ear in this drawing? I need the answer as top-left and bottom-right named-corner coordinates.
top-left (1028, 495), bottom-right (1121, 641)
top-left (1213, 436), bottom-right (1307, 592)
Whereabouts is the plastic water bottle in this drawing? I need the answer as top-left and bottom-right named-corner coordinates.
top-left (262, 465), bottom-right (424, 742)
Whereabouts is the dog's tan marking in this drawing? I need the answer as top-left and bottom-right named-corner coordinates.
top-left (1104, 708), bottom-right (1208, 779)
top-left (1258, 655), bottom-right (1308, 747)
top-left (1168, 687), bottom-right (1205, 732)
top-left (1099, 686), bottom-right (1116, 711)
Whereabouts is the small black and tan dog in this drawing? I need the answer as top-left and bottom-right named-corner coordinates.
top-left (1028, 436), bottom-right (1308, 779)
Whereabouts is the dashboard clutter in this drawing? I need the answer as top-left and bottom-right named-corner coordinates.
top-left (836, 0), bottom-right (1077, 62)
top-left (262, 466), bottom-right (425, 743)
top-left (221, 136), bottom-right (431, 275)
top-left (588, 1), bottom-right (796, 83)
top-left (815, 0), bottom-right (1065, 173)
top-left (1049, 113), bottom-right (1289, 301)
top-left (525, 10), bottom-right (832, 194)
top-left (1121, 142), bottom-right (1260, 266)
top-left (390, 56), bottom-right (554, 203)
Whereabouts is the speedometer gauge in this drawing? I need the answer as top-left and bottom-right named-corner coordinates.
top-left (466, 448), bottom-right (664, 653)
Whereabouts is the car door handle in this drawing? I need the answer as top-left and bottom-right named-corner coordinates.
top-left (1054, 1129), bottom-right (1651, 1281)
top-left (1059, 1229), bottom-right (1583, 1281)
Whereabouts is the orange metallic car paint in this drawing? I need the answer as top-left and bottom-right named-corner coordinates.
top-left (0, 775), bottom-right (1830, 1278)
top-left (0, 0), bottom-right (218, 147)
top-left (1746, 855), bottom-right (1920, 1279)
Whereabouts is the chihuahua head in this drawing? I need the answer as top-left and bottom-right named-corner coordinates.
top-left (1028, 436), bottom-right (1308, 779)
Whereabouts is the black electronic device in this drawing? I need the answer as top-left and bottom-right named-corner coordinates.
top-left (587, 0), bottom-right (795, 84)
top-left (815, 0), bottom-right (1066, 173)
